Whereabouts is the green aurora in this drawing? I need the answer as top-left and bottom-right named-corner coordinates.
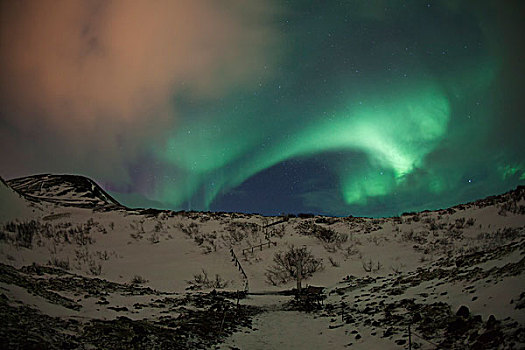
top-left (1, 1), bottom-right (524, 217)
top-left (151, 1), bottom-right (524, 216)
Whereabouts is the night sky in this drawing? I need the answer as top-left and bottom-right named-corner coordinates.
top-left (1, 1), bottom-right (524, 217)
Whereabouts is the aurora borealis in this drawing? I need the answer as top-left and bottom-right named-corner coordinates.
top-left (1, 1), bottom-right (524, 217)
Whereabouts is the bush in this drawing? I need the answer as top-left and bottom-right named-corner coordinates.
top-left (88, 260), bottom-right (102, 276)
top-left (48, 256), bottom-right (70, 270)
top-left (131, 275), bottom-right (148, 284)
top-left (265, 245), bottom-right (323, 286)
top-left (295, 222), bottom-right (348, 247)
top-left (186, 269), bottom-right (228, 290)
top-left (362, 258), bottom-right (382, 273)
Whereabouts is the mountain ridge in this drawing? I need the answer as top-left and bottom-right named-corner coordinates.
top-left (4, 173), bottom-right (525, 218)
top-left (6, 173), bottom-right (123, 209)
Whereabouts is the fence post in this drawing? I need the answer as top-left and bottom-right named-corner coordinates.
top-left (219, 306), bottom-right (227, 336)
top-left (408, 323), bottom-right (412, 350)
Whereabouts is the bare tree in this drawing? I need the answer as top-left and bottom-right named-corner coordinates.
top-left (265, 245), bottom-right (323, 286)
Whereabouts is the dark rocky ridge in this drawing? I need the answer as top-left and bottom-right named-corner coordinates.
top-left (7, 174), bottom-right (123, 209)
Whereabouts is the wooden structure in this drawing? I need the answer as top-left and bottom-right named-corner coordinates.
top-left (241, 240), bottom-right (276, 256)
top-left (295, 285), bottom-right (326, 308)
top-left (229, 248), bottom-right (249, 292)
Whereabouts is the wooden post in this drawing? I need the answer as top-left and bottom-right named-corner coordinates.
top-left (219, 307), bottom-right (227, 336)
top-left (408, 323), bottom-right (412, 350)
top-left (297, 253), bottom-right (302, 293)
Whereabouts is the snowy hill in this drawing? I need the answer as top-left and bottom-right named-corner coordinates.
top-left (7, 174), bottom-right (123, 209)
top-left (0, 174), bottom-right (523, 349)
top-left (0, 176), bottom-right (41, 222)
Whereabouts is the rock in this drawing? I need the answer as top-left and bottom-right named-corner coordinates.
top-left (447, 317), bottom-right (468, 334)
top-left (486, 315), bottom-right (497, 330)
top-left (472, 315), bottom-right (482, 323)
top-left (456, 305), bottom-right (470, 318)
top-left (344, 316), bottom-right (354, 324)
top-left (474, 329), bottom-right (503, 347)
top-left (382, 327), bottom-right (394, 338)
top-left (468, 331), bottom-right (479, 342)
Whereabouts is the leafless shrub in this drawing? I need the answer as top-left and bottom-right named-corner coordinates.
top-left (96, 250), bottom-right (110, 261)
top-left (75, 228), bottom-right (94, 245)
top-left (131, 275), bottom-right (148, 284)
top-left (272, 225), bottom-right (286, 238)
top-left (0, 220), bottom-right (46, 248)
top-left (74, 247), bottom-right (91, 267)
top-left (455, 217), bottom-right (466, 229)
top-left (88, 259), bottom-right (102, 276)
top-left (265, 245), bottom-right (323, 286)
top-left (445, 228), bottom-right (463, 240)
top-left (361, 258), bottom-right (382, 273)
top-left (419, 255), bottom-right (428, 263)
top-left (328, 256), bottom-right (340, 267)
top-left (229, 229), bottom-right (247, 244)
top-left (296, 221), bottom-right (348, 248)
top-left (149, 232), bottom-right (160, 244)
top-left (391, 263), bottom-right (404, 274)
top-left (181, 222), bottom-right (200, 236)
top-left (368, 235), bottom-right (382, 246)
top-left (343, 243), bottom-right (360, 259)
top-left (48, 256), bottom-right (70, 270)
top-left (476, 227), bottom-right (520, 247)
top-left (130, 231), bottom-right (143, 240)
top-left (193, 232), bottom-right (217, 249)
top-left (498, 201), bottom-right (525, 216)
top-left (154, 221), bottom-right (164, 233)
top-left (401, 229), bottom-right (414, 242)
top-left (186, 269), bottom-right (228, 290)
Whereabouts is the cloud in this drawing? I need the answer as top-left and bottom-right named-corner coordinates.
top-left (0, 0), bottom-right (281, 181)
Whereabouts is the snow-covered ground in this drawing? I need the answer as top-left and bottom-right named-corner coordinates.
top-left (0, 175), bottom-right (524, 349)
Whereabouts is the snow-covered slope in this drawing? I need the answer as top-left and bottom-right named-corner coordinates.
top-left (7, 174), bottom-right (123, 209)
top-left (0, 174), bottom-right (523, 349)
top-left (0, 176), bottom-right (41, 222)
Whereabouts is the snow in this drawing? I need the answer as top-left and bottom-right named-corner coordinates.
top-left (0, 177), bottom-right (524, 348)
